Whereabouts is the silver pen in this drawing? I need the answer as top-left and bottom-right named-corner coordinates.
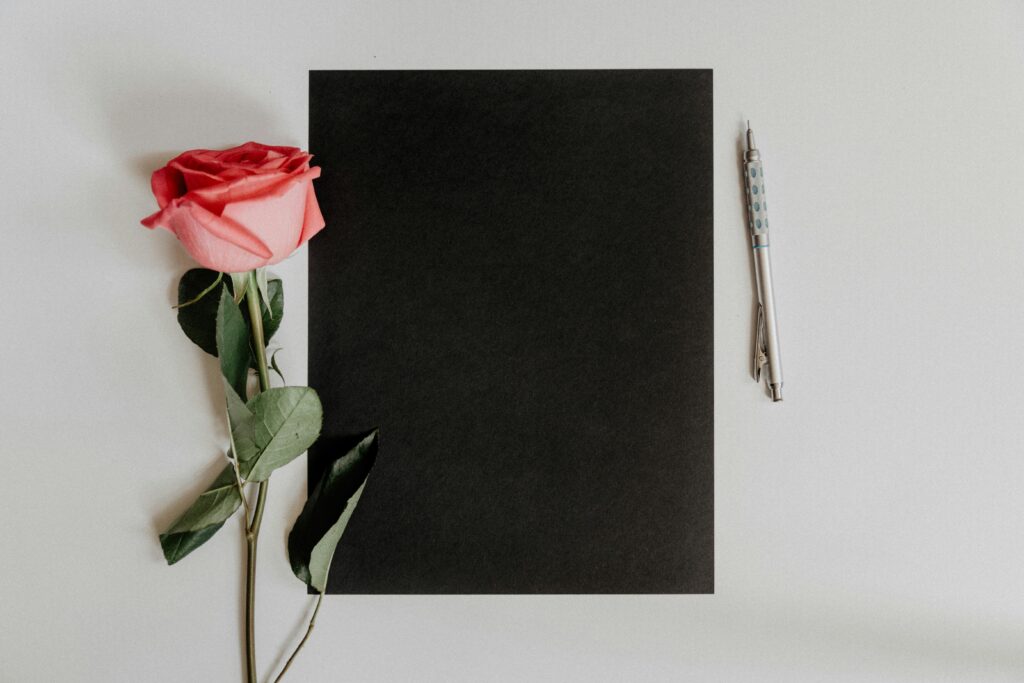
top-left (744, 123), bottom-right (783, 401)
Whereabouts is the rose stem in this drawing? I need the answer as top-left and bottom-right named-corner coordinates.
top-left (244, 270), bottom-right (271, 683)
top-left (272, 592), bottom-right (324, 683)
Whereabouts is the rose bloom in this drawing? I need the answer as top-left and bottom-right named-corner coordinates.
top-left (141, 142), bottom-right (325, 273)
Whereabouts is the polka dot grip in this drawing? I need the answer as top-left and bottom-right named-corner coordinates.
top-left (744, 161), bottom-right (768, 235)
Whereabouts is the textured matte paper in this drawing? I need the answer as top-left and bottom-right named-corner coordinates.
top-left (309, 70), bottom-right (713, 594)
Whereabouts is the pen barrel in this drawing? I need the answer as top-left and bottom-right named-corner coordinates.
top-left (744, 155), bottom-right (783, 392)
top-left (753, 243), bottom-right (783, 388)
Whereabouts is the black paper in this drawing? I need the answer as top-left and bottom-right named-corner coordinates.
top-left (309, 70), bottom-right (713, 593)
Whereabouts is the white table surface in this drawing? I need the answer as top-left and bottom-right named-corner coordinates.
top-left (3, 1), bottom-right (1023, 681)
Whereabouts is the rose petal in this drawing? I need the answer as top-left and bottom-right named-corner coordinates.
top-left (189, 166), bottom-right (320, 213)
top-left (183, 202), bottom-right (273, 259)
top-left (166, 144), bottom-right (310, 187)
top-left (187, 170), bottom-right (296, 214)
top-left (230, 141), bottom-right (302, 158)
top-left (170, 160), bottom-right (227, 193)
top-left (281, 153), bottom-right (312, 173)
top-left (151, 166), bottom-right (187, 208)
top-left (142, 144), bottom-right (325, 270)
top-left (220, 175), bottom-right (316, 264)
top-left (299, 179), bottom-right (326, 246)
top-left (217, 142), bottom-right (300, 167)
top-left (171, 205), bottom-right (274, 272)
top-left (140, 208), bottom-right (168, 230)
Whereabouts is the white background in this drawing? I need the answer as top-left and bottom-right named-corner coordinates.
top-left (2, 1), bottom-right (1023, 681)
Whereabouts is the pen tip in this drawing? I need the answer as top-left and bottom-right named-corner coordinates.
top-left (747, 119), bottom-right (750, 131)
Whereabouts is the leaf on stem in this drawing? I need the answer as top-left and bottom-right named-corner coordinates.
top-left (159, 465), bottom-right (243, 565)
top-left (255, 268), bottom-right (273, 320)
top-left (252, 279), bottom-right (284, 362)
top-left (216, 287), bottom-right (251, 400)
top-left (174, 272), bottom-right (223, 310)
top-left (287, 430), bottom-right (378, 593)
top-left (269, 349), bottom-right (287, 385)
top-left (232, 386), bottom-right (323, 482)
top-left (175, 269), bottom-right (283, 357)
top-left (229, 272), bottom-right (248, 304)
top-left (224, 377), bottom-right (252, 431)
top-left (176, 269), bottom-right (225, 356)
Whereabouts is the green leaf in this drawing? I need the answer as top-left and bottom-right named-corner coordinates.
top-left (229, 272), bottom-right (248, 304)
top-left (175, 271), bottom-right (223, 310)
top-left (243, 277), bottom-right (284, 373)
top-left (233, 386), bottom-right (323, 482)
top-left (216, 287), bottom-right (251, 400)
top-left (288, 430), bottom-right (378, 592)
top-left (269, 348), bottom-right (287, 385)
top-left (174, 269), bottom-right (282, 357)
top-left (223, 377), bottom-right (252, 430)
top-left (260, 278), bottom-right (284, 341)
top-left (160, 524), bottom-right (225, 565)
top-left (176, 269), bottom-right (225, 356)
top-left (159, 465), bottom-right (243, 565)
top-left (255, 268), bottom-right (272, 319)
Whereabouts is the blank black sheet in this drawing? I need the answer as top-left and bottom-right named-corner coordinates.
top-left (309, 70), bottom-right (713, 593)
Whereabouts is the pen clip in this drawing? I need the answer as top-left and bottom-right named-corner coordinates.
top-left (753, 303), bottom-right (767, 383)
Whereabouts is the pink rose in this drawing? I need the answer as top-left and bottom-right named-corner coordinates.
top-left (141, 142), bottom-right (325, 273)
